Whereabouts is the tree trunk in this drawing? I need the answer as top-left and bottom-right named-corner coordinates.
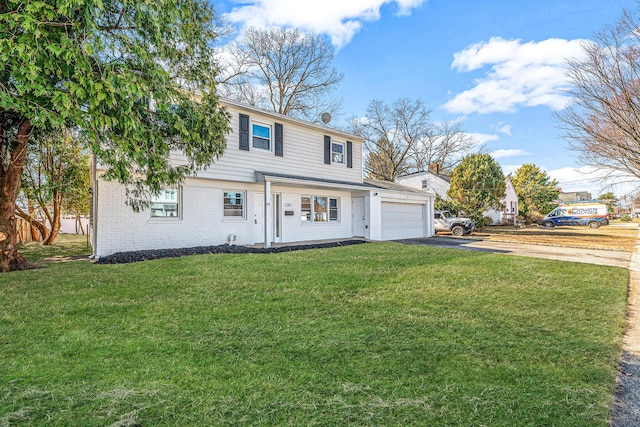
top-left (0, 119), bottom-right (38, 271)
top-left (42, 190), bottom-right (61, 245)
top-left (27, 198), bottom-right (40, 241)
top-left (75, 211), bottom-right (85, 235)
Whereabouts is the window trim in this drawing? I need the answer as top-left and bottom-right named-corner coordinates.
top-left (331, 142), bottom-right (345, 164)
top-left (251, 122), bottom-right (272, 151)
top-left (329, 197), bottom-right (339, 221)
top-left (314, 196), bottom-right (328, 222)
top-left (301, 196), bottom-right (312, 222)
top-left (150, 187), bottom-right (181, 219)
top-left (223, 191), bottom-right (246, 219)
top-left (301, 195), bottom-right (340, 223)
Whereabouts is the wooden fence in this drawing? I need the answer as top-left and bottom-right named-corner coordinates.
top-left (16, 216), bottom-right (42, 244)
top-left (16, 215), bottom-right (90, 244)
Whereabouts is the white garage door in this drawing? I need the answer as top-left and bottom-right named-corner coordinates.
top-left (381, 202), bottom-right (425, 240)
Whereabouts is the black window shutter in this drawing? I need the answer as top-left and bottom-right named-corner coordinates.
top-left (239, 114), bottom-right (250, 151)
top-left (274, 123), bottom-right (283, 157)
top-left (324, 135), bottom-right (331, 164)
top-left (346, 141), bottom-right (353, 168)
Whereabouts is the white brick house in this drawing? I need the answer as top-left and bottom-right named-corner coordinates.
top-left (90, 99), bottom-right (435, 258)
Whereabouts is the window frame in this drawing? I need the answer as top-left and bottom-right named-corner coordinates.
top-left (314, 196), bottom-right (328, 222)
top-left (301, 196), bottom-right (312, 222)
top-left (150, 187), bottom-right (181, 219)
top-left (223, 191), bottom-right (246, 218)
top-left (251, 122), bottom-right (272, 151)
top-left (301, 195), bottom-right (340, 223)
top-left (331, 142), bottom-right (344, 164)
top-left (329, 197), bottom-right (339, 221)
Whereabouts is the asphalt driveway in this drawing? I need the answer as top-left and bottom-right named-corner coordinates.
top-left (397, 235), bottom-right (632, 268)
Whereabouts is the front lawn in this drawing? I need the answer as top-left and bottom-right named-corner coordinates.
top-left (18, 233), bottom-right (92, 262)
top-left (481, 223), bottom-right (639, 252)
top-left (0, 243), bottom-right (628, 426)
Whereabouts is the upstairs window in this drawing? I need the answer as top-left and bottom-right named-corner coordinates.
top-left (331, 142), bottom-right (344, 164)
top-left (252, 123), bottom-right (271, 150)
top-left (151, 188), bottom-right (180, 218)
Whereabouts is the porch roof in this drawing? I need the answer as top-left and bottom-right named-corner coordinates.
top-left (255, 171), bottom-right (378, 192)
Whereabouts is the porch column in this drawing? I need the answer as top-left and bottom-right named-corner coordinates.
top-left (264, 180), bottom-right (272, 248)
top-left (367, 191), bottom-right (383, 241)
top-left (427, 197), bottom-right (435, 236)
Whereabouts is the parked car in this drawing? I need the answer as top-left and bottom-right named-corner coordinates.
top-left (434, 210), bottom-right (474, 236)
top-left (537, 203), bottom-right (609, 229)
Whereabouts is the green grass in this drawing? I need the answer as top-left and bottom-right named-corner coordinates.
top-left (0, 242), bottom-right (629, 426)
top-left (18, 234), bottom-right (92, 262)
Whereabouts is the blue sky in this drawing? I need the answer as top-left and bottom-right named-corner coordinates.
top-left (214, 0), bottom-right (640, 200)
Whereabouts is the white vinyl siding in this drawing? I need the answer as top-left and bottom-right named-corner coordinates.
top-left (170, 104), bottom-right (363, 184)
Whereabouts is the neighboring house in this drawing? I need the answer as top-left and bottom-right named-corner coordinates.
top-left (483, 176), bottom-right (518, 225)
top-left (397, 165), bottom-right (518, 225)
top-left (90, 98), bottom-right (435, 258)
top-left (395, 164), bottom-right (450, 199)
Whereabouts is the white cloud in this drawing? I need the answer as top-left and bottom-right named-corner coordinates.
top-left (224, 0), bottom-right (426, 47)
top-left (466, 132), bottom-right (499, 145)
top-left (494, 123), bottom-right (511, 136)
top-left (491, 149), bottom-right (530, 159)
top-left (444, 37), bottom-right (587, 115)
top-left (548, 166), bottom-right (640, 198)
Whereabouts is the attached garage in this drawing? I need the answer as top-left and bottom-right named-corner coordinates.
top-left (381, 202), bottom-right (425, 240)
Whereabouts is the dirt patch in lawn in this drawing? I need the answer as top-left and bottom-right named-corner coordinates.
top-left (477, 222), bottom-right (639, 252)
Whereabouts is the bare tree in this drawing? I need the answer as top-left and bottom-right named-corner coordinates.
top-left (411, 120), bottom-right (478, 173)
top-left (218, 28), bottom-right (343, 122)
top-left (348, 99), bottom-right (432, 181)
top-left (556, 7), bottom-right (640, 179)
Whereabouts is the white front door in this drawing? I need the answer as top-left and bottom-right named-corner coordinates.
top-left (254, 192), bottom-right (264, 244)
top-left (352, 197), bottom-right (366, 237)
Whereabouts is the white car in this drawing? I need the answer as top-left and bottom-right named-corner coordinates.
top-left (434, 210), bottom-right (474, 236)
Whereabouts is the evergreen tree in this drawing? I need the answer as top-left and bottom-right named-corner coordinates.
top-left (0, 0), bottom-right (230, 271)
top-left (511, 164), bottom-right (559, 223)
top-left (448, 154), bottom-right (505, 227)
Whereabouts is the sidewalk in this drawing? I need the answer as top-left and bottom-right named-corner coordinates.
top-left (610, 225), bottom-right (640, 426)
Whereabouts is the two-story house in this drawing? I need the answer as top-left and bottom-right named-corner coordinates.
top-left (395, 164), bottom-right (451, 199)
top-left (90, 99), bottom-right (435, 258)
